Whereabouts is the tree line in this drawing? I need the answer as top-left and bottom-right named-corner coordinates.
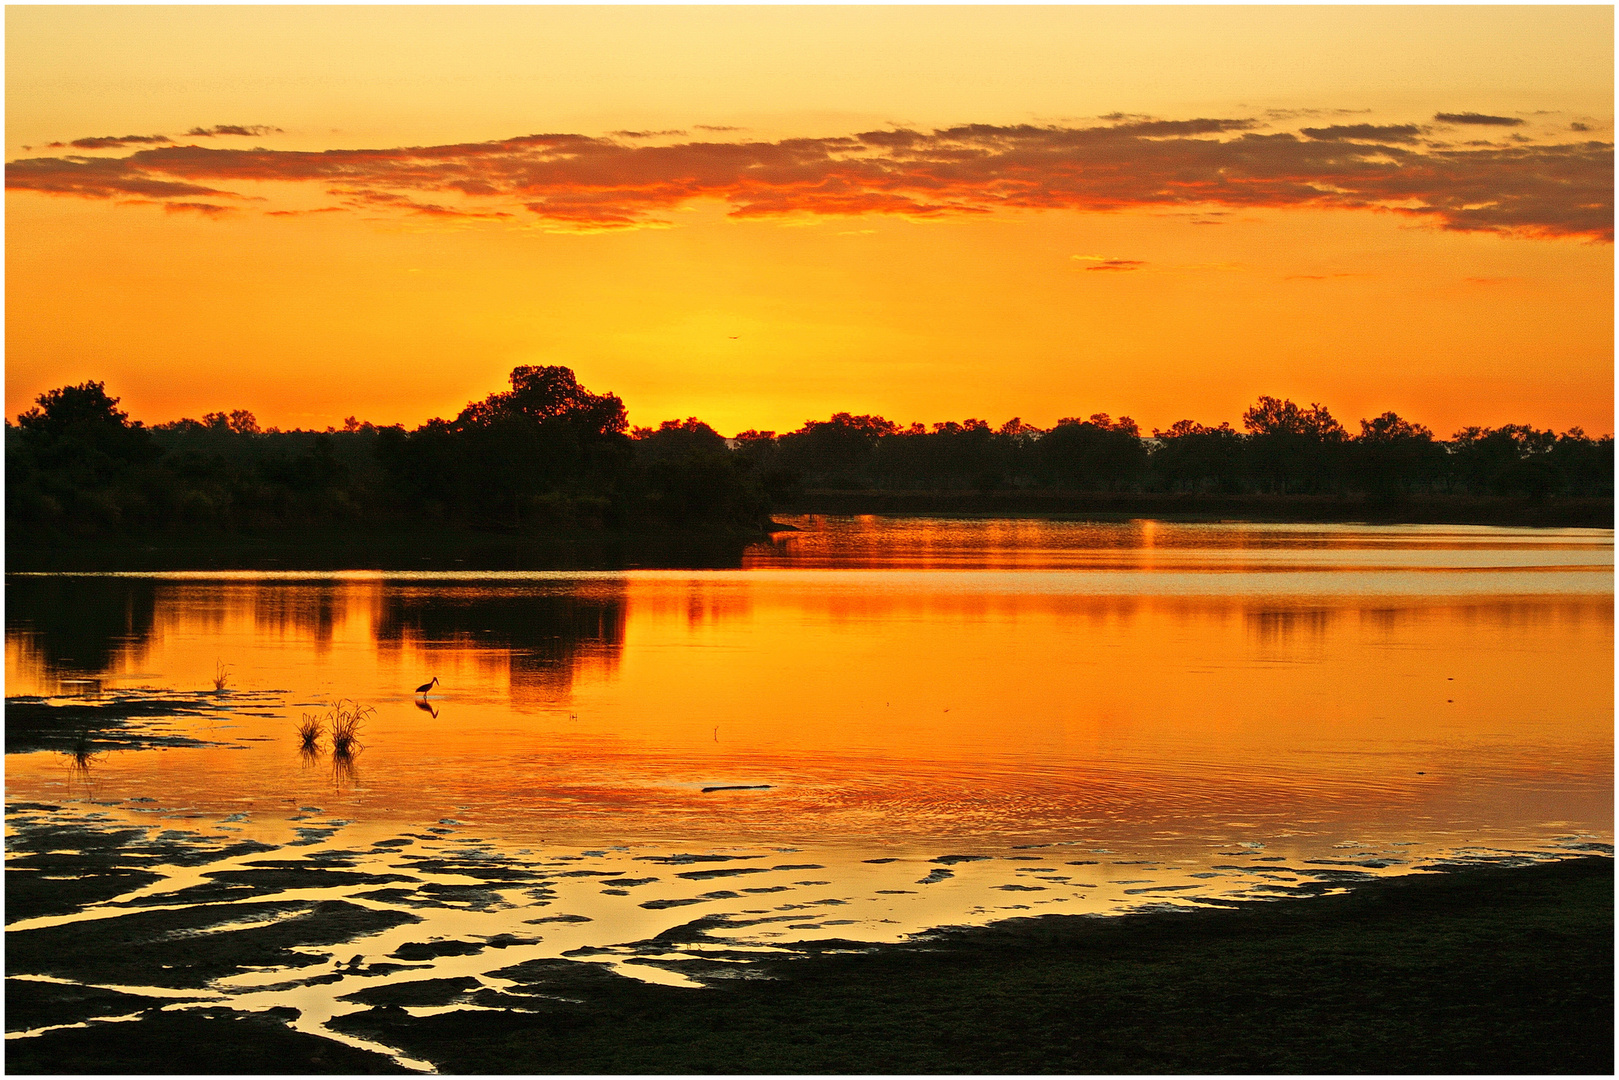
top-left (6, 367), bottom-right (1612, 544)
top-left (6, 367), bottom-right (767, 542)
top-left (738, 398), bottom-right (1612, 501)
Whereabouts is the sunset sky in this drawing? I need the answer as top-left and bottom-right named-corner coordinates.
top-left (6, 5), bottom-right (1613, 437)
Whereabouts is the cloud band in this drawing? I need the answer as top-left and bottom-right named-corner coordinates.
top-left (6, 118), bottom-right (1610, 241)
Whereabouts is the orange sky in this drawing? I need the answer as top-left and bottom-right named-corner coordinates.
top-left (6, 6), bottom-right (1613, 437)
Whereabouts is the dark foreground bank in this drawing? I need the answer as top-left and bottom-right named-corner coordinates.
top-left (6, 856), bottom-right (1610, 1075)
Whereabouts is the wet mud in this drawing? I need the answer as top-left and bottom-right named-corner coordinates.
top-left (6, 690), bottom-right (274, 755)
top-left (5, 791), bottom-right (1611, 1074)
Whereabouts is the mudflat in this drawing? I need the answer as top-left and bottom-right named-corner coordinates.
top-left (8, 856), bottom-right (1610, 1074)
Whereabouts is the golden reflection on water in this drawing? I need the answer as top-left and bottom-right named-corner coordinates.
top-left (4, 519), bottom-right (1611, 1044)
top-left (6, 520), bottom-right (1612, 855)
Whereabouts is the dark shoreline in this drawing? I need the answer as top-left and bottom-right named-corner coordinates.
top-left (3, 527), bottom-right (767, 573)
top-left (782, 490), bottom-right (1616, 528)
top-left (6, 496), bottom-right (1609, 573)
top-left (7, 855), bottom-right (1611, 1074)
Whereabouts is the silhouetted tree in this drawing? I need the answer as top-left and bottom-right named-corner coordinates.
top-left (1148, 420), bottom-right (1245, 492)
top-left (376, 366), bottom-right (632, 529)
top-left (1242, 396), bottom-right (1347, 493)
top-left (1547, 428), bottom-right (1616, 497)
top-left (1038, 414), bottom-right (1147, 490)
top-left (15, 380), bottom-right (159, 475)
top-left (776, 413), bottom-right (899, 485)
top-left (1352, 411), bottom-right (1446, 495)
top-left (630, 418), bottom-right (769, 529)
top-left (1448, 424), bottom-right (1560, 497)
top-left (732, 430), bottom-right (801, 502)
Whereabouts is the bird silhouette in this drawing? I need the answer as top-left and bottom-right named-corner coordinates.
top-left (415, 676), bottom-right (438, 698)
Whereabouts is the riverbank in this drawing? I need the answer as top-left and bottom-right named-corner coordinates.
top-left (782, 490), bottom-right (1615, 528)
top-left (8, 497), bottom-right (1607, 573)
top-left (8, 856), bottom-right (1610, 1074)
top-left (3, 526), bottom-right (776, 573)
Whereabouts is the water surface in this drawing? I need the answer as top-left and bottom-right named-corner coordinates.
top-left (6, 518), bottom-right (1611, 1064)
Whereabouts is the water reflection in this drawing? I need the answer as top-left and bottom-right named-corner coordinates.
top-left (4, 518), bottom-right (1609, 1044)
top-left (5, 578), bottom-right (631, 707)
top-left (1247, 607), bottom-right (1338, 650)
top-left (375, 584), bottom-right (626, 706)
top-left (5, 576), bottom-right (157, 691)
top-left (746, 517), bottom-right (1615, 571)
top-left (4, 521), bottom-right (1610, 854)
top-left (330, 747), bottom-right (361, 793)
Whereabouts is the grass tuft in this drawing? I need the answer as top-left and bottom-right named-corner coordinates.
top-left (212, 660), bottom-right (230, 693)
top-left (295, 713), bottom-right (323, 751)
top-left (328, 700), bottom-right (372, 756)
top-left (67, 729), bottom-right (96, 772)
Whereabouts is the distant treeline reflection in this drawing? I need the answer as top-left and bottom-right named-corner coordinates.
top-left (376, 586), bottom-right (626, 705)
top-left (7, 578), bottom-right (627, 705)
top-left (6, 368), bottom-right (1612, 543)
top-left (5, 576), bottom-right (158, 676)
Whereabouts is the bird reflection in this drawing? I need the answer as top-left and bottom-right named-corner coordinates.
top-left (414, 698), bottom-right (439, 719)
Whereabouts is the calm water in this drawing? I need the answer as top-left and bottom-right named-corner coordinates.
top-left (5, 518), bottom-right (1612, 1059)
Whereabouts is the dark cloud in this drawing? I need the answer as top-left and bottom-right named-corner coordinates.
top-left (1110, 118), bottom-right (1255, 136)
top-left (51, 134), bottom-right (173, 149)
top-left (694, 125), bottom-right (742, 132)
top-left (1300, 124), bottom-right (1422, 143)
top-left (1085, 259), bottom-right (1145, 271)
top-left (1571, 122), bottom-right (1592, 132)
top-left (1264, 108), bottom-right (1373, 120)
top-left (1434, 112), bottom-right (1525, 127)
top-left (186, 125), bottom-right (284, 138)
top-left (161, 201), bottom-right (234, 216)
top-left (609, 129), bottom-right (688, 139)
top-left (265, 206), bottom-right (349, 217)
top-left (328, 186), bottom-right (515, 219)
top-left (6, 154), bottom-right (230, 200)
top-left (7, 117), bottom-right (1610, 241)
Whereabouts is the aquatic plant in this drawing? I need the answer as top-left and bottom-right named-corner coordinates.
top-left (328, 699), bottom-right (372, 756)
top-left (296, 713), bottom-right (323, 751)
top-left (212, 660), bottom-right (230, 693)
top-left (66, 729), bottom-right (96, 772)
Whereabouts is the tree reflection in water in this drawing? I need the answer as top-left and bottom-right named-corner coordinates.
top-left (375, 583), bottom-right (627, 707)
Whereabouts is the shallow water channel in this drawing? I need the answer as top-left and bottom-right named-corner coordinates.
top-left (6, 518), bottom-right (1613, 1067)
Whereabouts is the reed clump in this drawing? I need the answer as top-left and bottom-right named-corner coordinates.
top-left (296, 713), bottom-right (323, 751)
top-left (67, 729), bottom-right (96, 772)
top-left (327, 700), bottom-right (372, 756)
top-left (212, 660), bottom-right (230, 693)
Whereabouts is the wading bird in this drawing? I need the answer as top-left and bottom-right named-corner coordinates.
top-left (416, 676), bottom-right (438, 698)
